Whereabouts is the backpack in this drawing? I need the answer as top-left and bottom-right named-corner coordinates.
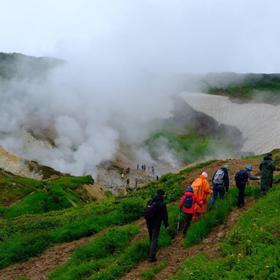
top-left (235, 170), bottom-right (248, 185)
top-left (144, 199), bottom-right (158, 220)
top-left (213, 169), bottom-right (225, 185)
top-left (183, 194), bottom-right (193, 208)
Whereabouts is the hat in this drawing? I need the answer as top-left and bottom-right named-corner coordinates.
top-left (223, 164), bottom-right (229, 170)
top-left (245, 165), bottom-right (253, 171)
top-left (201, 171), bottom-right (208, 178)
top-left (185, 186), bottom-right (194, 193)
top-left (157, 189), bottom-right (165, 196)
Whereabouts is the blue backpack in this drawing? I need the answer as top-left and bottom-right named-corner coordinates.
top-left (183, 186), bottom-right (194, 209)
top-left (183, 195), bottom-right (193, 208)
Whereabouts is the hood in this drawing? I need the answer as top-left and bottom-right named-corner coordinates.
top-left (184, 191), bottom-right (194, 196)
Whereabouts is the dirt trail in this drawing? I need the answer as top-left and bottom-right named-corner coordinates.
top-left (0, 158), bottom-right (261, 280)
top-left (0, 236), bottom-right (92, 280)
top-left (121, 158), bottom-right (261, 280)
top-left (122, 199), bottom-right (254, 280)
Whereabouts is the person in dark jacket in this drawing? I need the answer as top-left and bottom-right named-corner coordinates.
top-left (259, 153), bottom-right (276, 194)
top-left (145, 189), bottom-right (168, 262)
top-left (209, 165), bottom-right (229, 207)
top-left (235, 165), bottom-right (259, 208)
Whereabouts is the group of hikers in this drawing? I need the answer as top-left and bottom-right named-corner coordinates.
top-left (144, 153), bottom-right (276, 262)
top-left (137, 164), bottom-right (155, 174)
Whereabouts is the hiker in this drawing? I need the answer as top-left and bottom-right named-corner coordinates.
top-left (235, 165), bottom-right (259, 208)
top-left (209, 165), bottom-right (229, 207)
top-left (151, 166), bottom-right (155, 174)
top-left (192, 172), bottom-right (212, 218)
top-left (259, 153), bottom-right (276, 194)
top-left (137, 164), bottom-right (139, 170)
top-left (126, 178), bottom-right (130, 187)
top-left (179, 186), bottom-right (200, 235)
top-left (144, 189), bottom-right (169, 262)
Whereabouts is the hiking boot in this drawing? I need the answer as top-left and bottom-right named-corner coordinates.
top-left (148, 258), bottom-right (157, 263)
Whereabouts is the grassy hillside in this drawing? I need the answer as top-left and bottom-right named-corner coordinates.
top-left (0, 172), bottom-right (94, 218)
top-left (174, 182), bottom-right (280, 280)
top-left (0, 169), bottom-right (42, 206)
top-left (0, 52), bottom-right (62, 80)
top-left (146, 131), bottom-right (235, 163)
top-left (0, 156), bottom-right (278, 279)
top-left (0, 161), bottom-right (213, 270)
top-left (206, 73), bottom-right (280, 102)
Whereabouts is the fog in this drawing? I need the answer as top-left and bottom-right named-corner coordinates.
top-left (0, 1), bottom-right (280, 175)
top-left (1, 0), bottom-right (280, 73)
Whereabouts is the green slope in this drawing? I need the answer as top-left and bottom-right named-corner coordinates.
top-left (206, 73), bottom-right (280, 102)
top-left (0, 172), bottom-right (94, 218)
top-left (174, 182), bottom-right (280, 280)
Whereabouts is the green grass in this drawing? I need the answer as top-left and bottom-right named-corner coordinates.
top-left (0, 197), bottom-right (145, 269)
top-left (0, 170), bottom-right (42, 207)
top-left (140, 261), bottom-right (167, 280)
top-left (87, 206), bottom-right (178, 280)
top-left (145, 131), bottom-right (234, 164)
top-left (49, 225), bottom-right (140, 280)
top-left (173, 186), bottom-right (280, 280)
top-left (0, 175), bottom-right (94, 218)
top-left (184, 186), bottom-right (259, 246)
top-left (0, 160), bottom-right (215, 269)
top-left (49, 205), bottom-right (179, 280)
top-left (207, 73), bottom-right (280, 102)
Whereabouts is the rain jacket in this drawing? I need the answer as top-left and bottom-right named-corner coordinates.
top-left (192, 175), bottom-right (212, 214)
top-left (260, 156), bottom-right (276, 191)
top-left (179, 191), bottom-right (199, 214)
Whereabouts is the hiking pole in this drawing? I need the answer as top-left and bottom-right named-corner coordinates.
top-left (176, 211), bottom-right (182, 234)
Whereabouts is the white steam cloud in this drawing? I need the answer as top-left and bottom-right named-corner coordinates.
top-left (0, 0), bottom-right (280, 176)
top-left (0, 61), bottom-right (178, 175)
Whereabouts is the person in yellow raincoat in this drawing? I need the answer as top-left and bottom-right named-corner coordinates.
top-left (191, 171), bottom-right (212, 219)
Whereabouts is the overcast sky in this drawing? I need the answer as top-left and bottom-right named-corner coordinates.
top-left (0, 0), bottom-right (279, 73)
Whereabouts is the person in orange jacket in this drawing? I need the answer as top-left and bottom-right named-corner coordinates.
top-left (191, 171), bottom-right (212, 218)
top-left (179, 185), bottom-right (201, 234)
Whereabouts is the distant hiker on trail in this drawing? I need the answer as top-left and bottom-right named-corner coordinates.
top-left (126, 178), bottom-right (130, 187)
top-left (235, 165), bottom-right (259, 208)
top-left (137, 164), bottom-right (139, 170)
top-left (179, 186), bottom-right (200, 235)
top-left (152, 166), bottom-right (155, 174)
top-left (144, 189), bottom-right (169, 262)
top-left (192, 172), bottom-right (212, 219)
top-left (209, 165), bottom-right (229, 207)
top-left (259, 153), bottom-right (276, 194)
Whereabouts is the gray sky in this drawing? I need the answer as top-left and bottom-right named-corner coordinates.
top-left (0, 0), bottom-right (279, 73)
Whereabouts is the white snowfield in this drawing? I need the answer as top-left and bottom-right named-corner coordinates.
top-left (182, 92), bottom-right (280, 154)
